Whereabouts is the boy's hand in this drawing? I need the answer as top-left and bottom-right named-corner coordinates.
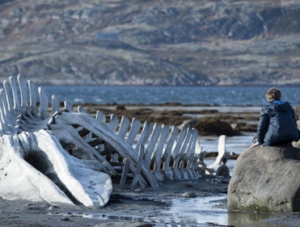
top-left (249, 141), bottom-right (260, 148)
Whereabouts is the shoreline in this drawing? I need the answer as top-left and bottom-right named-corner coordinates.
top-left (96, 104), bottom-right (262, 112)
top-left (79, 104), bottom-right (261, 135)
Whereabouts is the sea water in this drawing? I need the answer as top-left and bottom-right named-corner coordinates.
top-left (43, 86), bottom-right (300, 106)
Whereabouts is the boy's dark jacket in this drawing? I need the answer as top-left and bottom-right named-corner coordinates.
top-left (257, 100), bottom-right (300, 146)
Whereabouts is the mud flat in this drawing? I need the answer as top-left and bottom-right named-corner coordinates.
top-left (0, 177), bottom-right (229, 227)
top-left (1, 176), bottom-right (299, 227)
top-left (82, 104), bottom-right (262, 134)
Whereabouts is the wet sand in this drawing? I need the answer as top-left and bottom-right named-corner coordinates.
top-left (0, 177), bottom-right (229, 227)
top-left (1, 177), bottom-right (299, 227)
top-left (0, 178), bottom-right (228, 227)
top-left (1, 104), bottom-right (299, 227)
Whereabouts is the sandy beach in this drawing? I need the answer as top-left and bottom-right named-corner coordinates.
top-left (1, 104), bottom-right (300, 227)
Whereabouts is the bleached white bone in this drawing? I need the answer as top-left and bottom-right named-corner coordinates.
top-left (3, 80), bottom-right (13, 112)
top-left (204, 135), bottom-right (231, 177)
top-left (28, 80), bottom-right (39, 118)
top-left (0, 91), bottom-right (11, 133)
top-left (171, 127), bottom-right (188, 179)
top-left (190, 141), bottom-right (203, 178)
top-left (179, 129), bottom-right (196, 179)
top-left (207, 135), bottom-right (226, 172)
top-left (51, 95), bottom-right (60, 114)
top-left (162, 126), bottom-right (178, 181)
top-left (9, 76), bottom-right (20, 112)
top-left (49, 121), bottom-right (115, 174)
top-left (152, 125), bottom-right (170, 181)
top-left (38, 87), bottom-right (48, 119)
top-left (116, 121), bottom-right (154, 188)
top-left (126, 118), bottom-right (141, 145)
top-left (96, 110), bottom-right (106, 123)
top-left (17, 74), bottom-right (28, 109)
top-left (184, 129), bottom-right (199, 179)
top-left (51, 112), bottom-right (158, 188)
top-left (173, 128), bottom-right (192, 180)
top-left (130, 145), bottom-right (145, 191)
top-left (33, 130), bottom-right (112, 206)
top-left (78, 106), bottom-right (87, 113)
top-left (134, 121), bottom-right (154, 150)
top-left (0, 76), bottom-right (120, 206)
top-left (0, 134), bottom-right (73, 204)
top-left (0, 75), bottom-right (231, 207)
top-left (64, 100), bottom-right (73, 111)
top-left (108, 114), bottom-right (119, 131)
top-left (117, 116), bottom-right (131, 138)
top-left (144, 124), bottom-right (162, 168)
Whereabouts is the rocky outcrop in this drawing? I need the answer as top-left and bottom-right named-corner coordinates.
top-left (228, 145), bottom-right (300, 212)
top-left (194, 118), bottom-right (241, 136)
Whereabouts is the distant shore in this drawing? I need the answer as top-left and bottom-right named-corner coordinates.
top-left (80, 103), bottom-right (261, 136)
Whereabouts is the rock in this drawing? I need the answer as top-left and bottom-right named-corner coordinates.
top-left (178, 119), bottom-right (197, 130)
top-left (293, 142), bottom-right (300, 148)
top-left (183, 192), bottom-right (197, 198)
top-left (193, 118), bottom-right (240, 136)
top-left (115, 105), bottom-right (126, 110)
top-left (293, 105), bottom-right (300, 120)
top-left (292, 120), bottom-right (300, 148)
top-left (228, 145), bottom-right (300, 212)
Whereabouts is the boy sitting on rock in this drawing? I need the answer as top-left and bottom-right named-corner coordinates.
top-left (250, 87), bottom-right (300, 148)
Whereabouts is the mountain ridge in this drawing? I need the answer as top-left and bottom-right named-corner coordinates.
top-left (0, 0), bottom-right (300, 86)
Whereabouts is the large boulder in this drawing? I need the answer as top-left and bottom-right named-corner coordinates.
top-left (292, 120), bottom-right (300, 148)
top-left (294, 105), bottom-right (300, 120)
top-left (228, 145), bottom-right (300, 212)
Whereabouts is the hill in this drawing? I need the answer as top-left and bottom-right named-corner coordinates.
top-left (0, 0), bottom-right (300, 86)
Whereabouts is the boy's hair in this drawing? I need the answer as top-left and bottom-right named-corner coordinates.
top-left (266, 87), bottom-right (281, 101)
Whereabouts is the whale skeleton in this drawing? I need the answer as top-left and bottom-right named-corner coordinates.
top-left (0, 75), bottom-right (231, 207)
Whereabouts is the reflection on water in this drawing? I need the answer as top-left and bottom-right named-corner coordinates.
top-left (161, 196), bottom-right (228, 225)
top-left (63, 196), bottom-right (289, 227)
top-left (228, 211), bottom-right (285, 227)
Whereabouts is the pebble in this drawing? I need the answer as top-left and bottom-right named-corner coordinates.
top-left (183, 192), bottom-right (197, 198)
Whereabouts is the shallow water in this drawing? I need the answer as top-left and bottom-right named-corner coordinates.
top-left (160, 196), bottom-right (228, 226)
top-left (199, 132), bottom-right (255, 155)
top-left (199, 133), bottom-right (255, 176)
top-left (64, 196), bottom-right (288, 226)
top-left (162, 197), bottom-right (287, 227)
